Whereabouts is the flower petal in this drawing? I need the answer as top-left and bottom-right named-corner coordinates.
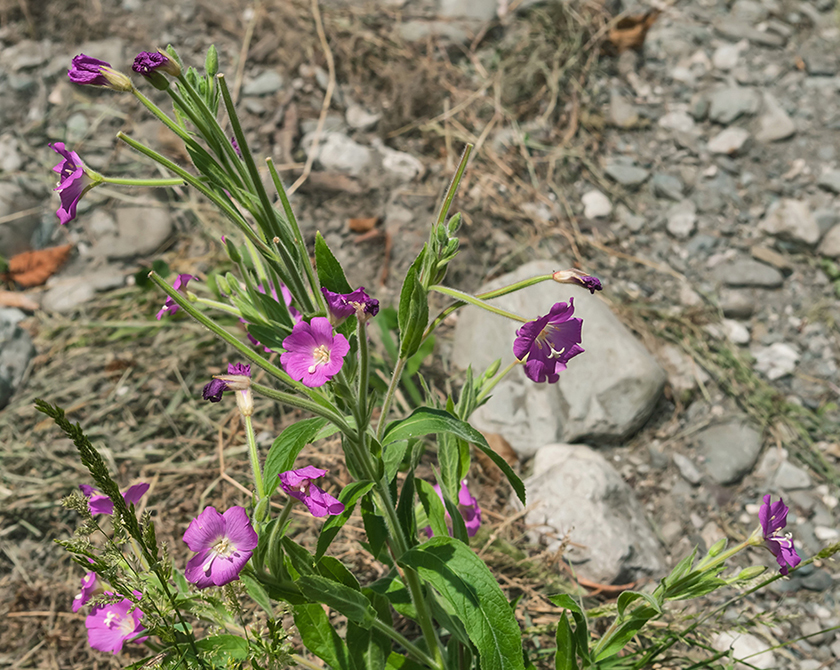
top-left (221, 506), bottom-right (258, 551)
top-left (88, 495), bottom-right (114, 516)
top-left (183, 506), bottom-right (225, 552)
top-left (185, 549), bottom-right (215, 589)
top-left (122, 483), bottom-right (149, 505)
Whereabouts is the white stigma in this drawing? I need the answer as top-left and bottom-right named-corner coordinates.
top-left (103, 611), bottom-right (119, 628)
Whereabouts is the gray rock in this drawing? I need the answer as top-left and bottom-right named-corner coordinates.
top-left (815, 209), bottom-right (839, 235)
top-left (731, 0), bottom-right (769, 22)
top-left (753, 342), bottom-right (799, 380)
top-left (398, 20), bottom-right (469, 43)
top-left (78, 38), bottom-right (125, 72)
top-left (817, 170), bottom-right (840, 194)
top-left (658, 111), bottom-right (696, 133)
top-left (720, 258), bottom-right (784, 288)
top-left (709, 87), bottom-right (761, 124)
top-left (302, 132), bottom-right (372, 176)
top-left (0, 39), bottom-right (50, 72)
top-left (711, 632), bottom-right (776, 670)
top-left (242, 70), bottom-right (284, 96)
top-left (0, 308), bottom-right (35, 410)
top-left (452, 261), bottom-right (666, 454)
top-left (375, 141), bottom-right (424, 181)
top-left (0, 133), bottom-right (23, 173)
top-left (658, 343), bottom-right (711, 398)
top-left (651, 173), bottom-right (684, 201)
top-left (799, 621), bottom-right (834, 646)
top-left (759, 199), bottom-right (821, 247)
top-left (755, 93), bottom-right (796, 142)
top-left (666, 200), bottom-right (697, 238)
top-left (708, 127), bottom-right (751, 155)
top-left (695, 418), bottom-right (763, 485)
top-left (605, 161), bottom-right (649, 188)
top-left (818, 224), bottom-right (840, 258)
top-left (41, 268), bottom-right (125, 313)
top-left (722, 318), bottom-right (750, 345)
top-left (0, 182), bottom-right (40, 256)
top-left (92, 207), bottom-right (174, 259)
top-left (582, 190), bottom-right (612, 218)
top-left (801, 569), bottom-right (833, 591)
top-left (609, 89), bottom-right (641, 129)
top-left (713, 19), bottom-right (787, 47)
top-left (673, 453), bottom-right (703, 485)
top-left (440, 0), bottom-right (496, 20)
top-left (346, 104), bottom-right (381, 130)
top-left (522, 444), bottom-right (666, 583)
top-left (712, 41), bottom-right (746, 71)
top-left (774, 460), bottom-right (812, 490)
top-left (719, 289), bottom-right (756, 318)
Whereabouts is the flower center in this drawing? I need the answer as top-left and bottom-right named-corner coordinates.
top-left (308, 345), bottom-right (331, 374)
top-left (537, 325), bottom-right (567, 360)
top-left (212, 537), bottom-right (235, 558)
top-left (103, 611), bottom-right (120, 628)
top-left (59, 160), bottom-right (77, 182)
top-left (119, 616), bottom-right (136, 636)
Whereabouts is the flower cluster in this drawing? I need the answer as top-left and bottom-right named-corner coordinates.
top-left (513, 299), bottom-right (584, 384)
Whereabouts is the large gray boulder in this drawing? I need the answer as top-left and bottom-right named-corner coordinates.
top-left (522, 444), bottom-right (666, 584)
top-left (0, 308), bottom-right (35, 410)
top-left (451, 260), bottom-right (666, 456)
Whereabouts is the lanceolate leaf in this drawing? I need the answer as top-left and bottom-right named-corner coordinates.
top-left (555, 613), bottom-right (576, 670)
top-left (382, 408), bottom-right (525, 504)
top-left (264, 418), bottom-right (329, 486)
top-left (294, 603), bottom-right (351, 670)
top-left (297, 574), bottom-right (377, 628)
top-left (315, 232), bottom-right (353, 293)
top-left (399, 537), bottom-right (525, 670)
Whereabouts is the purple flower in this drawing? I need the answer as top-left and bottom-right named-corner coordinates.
top-left (280, 317), bottom-right (350, 387)
top-left (72, 572), bottom-right (99, 613)
top-left (321, 287), bottom-right (380, 326)
top-left (244, 283), bottom-right (301, 352)
top-left (50, 142), bottom-right (94, 225)
top-left (760, 494), bottom-right (801, 575)
top-left (202, 362), bottom-right (251, 402)
top-left (80, 482), bottom-right (149, 516)
top-left (68, 54), bottom-right (132, 91)
top-left (426, 480), bottom-right (482, 538)
top-left (231, 137), bottom-right (242, 158)
top-left (156, 274), bottom-right (195, 320)
top-left (131, 51), bottom-right (180, 77)
top-left (183, 506), bottom-right (258, 588)
top-left (279, 466), bottom-right (345, 517)
top-left (513, 299), bottom-right (584, 384)
top-left (85, 596), bottom-right (146, 654)
top-left (552, 269), bottom-right (603, 294)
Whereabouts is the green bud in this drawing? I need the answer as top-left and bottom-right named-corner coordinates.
top-left (707, 538), bottom-right (727, 557)
top-left (447, 212), bottom-right (461, 236)
top-left (215, 274), bottom-right (231, 296)
top-left (224, 237), bottom-right (242, 263)
top-left (165, 44), bottom-right (183, 68)
top-left (225, 272), bottom-right (241, 293)
top-left (735, 565), bottom-right (767, 581)
top-left (435, 223), bottom-right (448, 248)
top-left (484, 358), bottom-right (502, 379)
top-left (205, 45), bottom-right (219, 78)
top-left (443, 238), bottom-right (459, 256)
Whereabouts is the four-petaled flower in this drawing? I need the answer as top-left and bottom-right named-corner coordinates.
top-left (132, 51), bottom-right (180, 77)
top-left (85, 596), bottom-right (146, 654)
top-left (50, 142), bottom-right (94, 225)
top-left (322, 287), bottom-right (380, 326)
top-left (73, 572), bottom-right (99, 613)
top-left (183, 506), bottom-right (258, 588)
top-left (513, 299), bottom-right (584, 384)
top-left (552, 269), bottom-right (603, 294)
top-left (760, 494), bottom-right (801, 576)
top-left (280, 317), bottom-right (350, 387)
top-left (79, 482), bottom-right (149, 516)
top-left (426, 480), bottom-right (482, 538)
top-left (279, 466), bottom-right (345, 517)
top-left (156, 274), bottom-right (194, 320)
top-left (68, 54), bottom-right (132, 91)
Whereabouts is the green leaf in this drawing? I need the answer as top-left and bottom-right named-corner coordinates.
top-left (297, 574), bottom-right (377, 628)
top-left (555, 613), bottom-right (576, 670)
top-left (264, 418), bottom-right (329, 486)
top-left (369, 572), bottom-right (416, 620)
top-left (398, 249), bottom-right (429, 359)
top-left (361, 495), bottom-right (390, 562)
top-left (241, 573), bottom-right (274, 617)
top-left (396, 470), bottom-right (417, 543)
top-left (195, 634), bottom-right (249, 661)
top-left (319, 555), bottom-right (361, 590)
top-left (549, 594), bottom-right (589, 663)
top-left (616, 591), bottom-right (662, 617)
top-left (593, 606), bottom-right (658, 662)
top-left (316, 482), bottom-right (375, 559)
top-left (416, 478), bottom-right (449, 538)
top-left (399, 537), bottom-right (525, 670)
top-left (282, 536), bottom-right (316, 576)
top-left (246, 323), bottom-right (288, 353)
top-left (315, 231), bottom-right (352, 293)
top-left (294, 603), bottom-right (351, 670)
top-left (386, 652), bottom-right (427, 670)
top-left (382, 407), bottom-right (525, 504)
top-left (383, 440), bottom-right (410, 483)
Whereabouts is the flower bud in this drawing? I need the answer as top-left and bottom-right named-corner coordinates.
top-left (552, 268), bottom-right (602, 294)
top-left (205, 45), bottom-right (219, 78)
top-left (735, 565), bottom-right (767, 581)
top-left (100, 66), bottom-right (134, 92)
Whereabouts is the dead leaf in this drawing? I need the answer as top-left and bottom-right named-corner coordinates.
top-left (348, 217), bottom-right (378, 233)
top-left (476, 432), bottom-right (519, 482)
top-left (605, 9), bottom-right (661, 54)
top-left (0, 289), bottom-right (39, 311)
top-left (6, 244), bottom-right (73, 287)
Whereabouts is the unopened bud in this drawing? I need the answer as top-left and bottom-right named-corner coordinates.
top-left (235, 387), bottom-right (254, 417)
top-left (552, 268), bottom-right (602, 294)
top-left (707, 538), bottom-right (727, 557)
top-left (100, 67), bottom-right (134, 92)
top-left (735, 565), bottom-right (766, 581)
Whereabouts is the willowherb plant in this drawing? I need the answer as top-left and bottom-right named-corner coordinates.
top-left (41, 44), bottom-right (835, 670)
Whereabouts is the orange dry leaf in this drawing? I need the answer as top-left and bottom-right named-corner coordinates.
top-left (0, 289), bottom-right (39, 311)
top-left (476, 432), bottom-right (519, 483)
top-left (348, 217), bottom-right (378, 233)
top-left (606, 9), bottom-right (661, 54)
top-left (7, 244), bottom-right (73, 287)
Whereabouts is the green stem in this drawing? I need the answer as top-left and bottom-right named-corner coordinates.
top-left (291, 653), bottom-right (326, 670)
top-left (357, 318), bottom-right (371, 426)
top-left (376, 357), bottom-right (407, 441)
top-left (475, 359), bottom-right (520, 405)
top-left (217, 74), bottom-right (314, 313)
top-left (266, 157), bottom-right (323, 307)
top-left (117, 132), bottom-right (274, 259)
top-left (243, 414), bottom-right (265, 500)
top-left (251, 382), bottom-right (353, 435)
top-left (423, 274), bottom-right (554, 341)
top-left (131, 87), bottom-right (196, 147)
top-left (101, 176), bottom-right (184, 187)
top-left (194, 296), bottom-right (243, 318)
top-left (429, 285), bottom-right (528, 323)
top-left (436, 145), bottom-right (472, 229)
top-left (370, 618), bottom-right (442, 670)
